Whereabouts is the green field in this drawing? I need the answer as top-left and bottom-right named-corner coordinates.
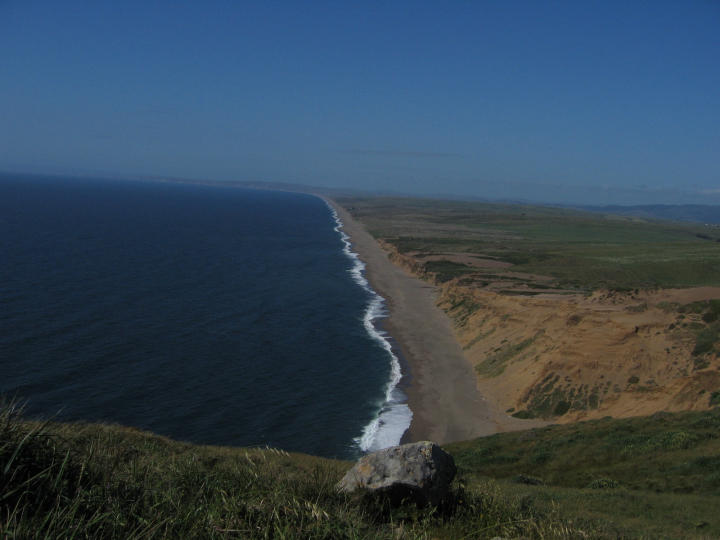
top-left (337, 196), bottom-right (720, 291)
top-left (3, 401), bottom-right (720, 538)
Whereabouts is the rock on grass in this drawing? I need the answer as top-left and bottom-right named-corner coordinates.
top-left (337, 441), bottom-right (456, 507)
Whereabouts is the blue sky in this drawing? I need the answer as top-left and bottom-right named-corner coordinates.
top-left (1, 1), bottom-right (718, 204)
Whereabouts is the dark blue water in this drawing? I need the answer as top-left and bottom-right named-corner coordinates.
top-left (0, 175), bottom-right (396, 458)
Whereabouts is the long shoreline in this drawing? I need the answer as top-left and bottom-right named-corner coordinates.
top-left (327, 204), bottom-right (412, 452)
top-left (325, 199), bottom-right (534, 444)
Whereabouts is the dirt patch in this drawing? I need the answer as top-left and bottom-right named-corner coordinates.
top-left (649, 287), bottom-right (720, 304)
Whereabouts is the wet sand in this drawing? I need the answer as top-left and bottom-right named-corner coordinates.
top-left (326, 199), bottom-right (536, 444)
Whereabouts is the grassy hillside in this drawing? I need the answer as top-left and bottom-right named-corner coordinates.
top-left (447, 409), bottom-right (720, 538)
top-left (338, 196), bottom-right (720, 291)
top-left (448, 409), bottom-right (720, 493)
top-left (3, 402), bottom-right (720, 538)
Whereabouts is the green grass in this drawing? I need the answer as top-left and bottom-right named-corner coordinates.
top-left (447, 410), bottom-right (720, 494)
top-left (493, 482), bottom-right (720, 539)
top-left (446, 410), bottom-right (720, 537)
top-left (693, 324), bottom-right (720, 356)
top-left (422, 260), bottom-right (475, 283)
top-left (0, 401), bottom-right (602, 539)
top-left (4, 402), bottom-right (720, 537)
top-left (337, 196), bottom-right (720, 291)
top-left (673, 300), bottom-right (720, 357)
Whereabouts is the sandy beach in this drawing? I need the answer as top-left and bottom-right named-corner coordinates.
top-left (327, 199), bottom-right (536, 444)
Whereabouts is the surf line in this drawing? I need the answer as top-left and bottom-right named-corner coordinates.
top-left (326, 203), bottom-right (413, 452)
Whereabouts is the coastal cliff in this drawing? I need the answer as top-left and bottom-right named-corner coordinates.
top-left (339, 196), bottom-right (720, 424)
top-left (442, 283), bottom-right (720, 421)
top-left (381, 237), bottom-right (720, 422)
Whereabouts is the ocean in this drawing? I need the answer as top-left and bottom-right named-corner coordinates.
top-left (0, 174), bottom-right (411, 459)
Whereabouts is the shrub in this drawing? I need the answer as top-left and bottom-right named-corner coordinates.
top-left (710, 391), bottom-right (720, 407)
top-left (531, 450), bottom-right (552, 465)
top-left (695, 357), bottom-right (710, 370)
top-left (693, 326), bottom-right (719, 356)
top-left (553, 400), bottom-right (571, 416)
top-left (513, 474), bottom-right (544, 486)
top-left (588, 478), bottom-right (620, 489)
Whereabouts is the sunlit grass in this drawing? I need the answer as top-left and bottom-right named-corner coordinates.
top-left (4, 400), bottom-right (720, 537)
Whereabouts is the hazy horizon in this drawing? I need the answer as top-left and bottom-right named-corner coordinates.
top-left (2, 1), bottom-right (718, 206)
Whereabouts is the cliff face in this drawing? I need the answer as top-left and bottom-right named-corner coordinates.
top-left (442, 284), bottom-right (720, 422)
top-left (381, 241), bottom-right (720, 422)
top-left (378, 239), bottom-right (427, 277)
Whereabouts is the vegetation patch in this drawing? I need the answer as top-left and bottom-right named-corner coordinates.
top-left (710, 391), bottom-right (720, 407)
top-left (443, 295), bottom-right (482, 327)
top-left (518, 377), bottom-right (603, 418)
top-left (448, 409), bottom-right (720, 495)
top-left (513, 474), bottom-right (544, 486)
top-left (587, 478), bottom-right (620, 489)
top-left (620, 431), bottom-right (701, 456)
top-left (566, 313), bottom-right (582, 326)
top-left (692, 323), bottom-right (720, 356)
top-left (462, 327), bottom-right (495, 350)
top-left (625, 302), bottom-right (648, 312)
top-left (703, 302), bottom-right (720, 323)
top-left (553, 400), bottom-right (571, 416)
top-left (680, 299), bottom-right (720, 318)
top-left (447, 411), bottom-right (720, 536)
top-left (5, 401), bottom-right (720, 538)
top-left (657, 300), bottom-right (680, 312)
top-left (0, 402), bottom-right (609, 539)
top-left (475, 335), bottom-right (537, 377)
top-left (340, 196), bottom-right (720, 291)
top-left (423, 259), bottom-right (475, 283)
top-left (671, 300), bottom-right (720, 359)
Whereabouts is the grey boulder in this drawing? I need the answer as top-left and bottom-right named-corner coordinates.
top-left (337, 441), bottom-right (456, 506)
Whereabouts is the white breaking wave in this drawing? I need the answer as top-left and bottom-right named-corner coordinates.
top-left (327, 203), bottom-right (412, 453)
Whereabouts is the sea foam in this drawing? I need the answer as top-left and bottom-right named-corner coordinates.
top-left (327, 203), bottom-right (413, 452)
